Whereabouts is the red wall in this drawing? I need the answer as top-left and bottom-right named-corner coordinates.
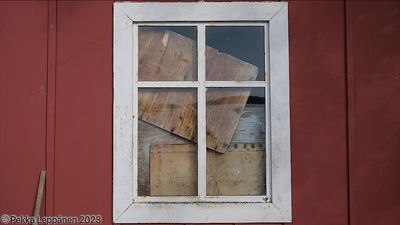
top-left (0, 0), bottom-right (48, 216)
top-left (346, 1), bottom-right (400, 225)
top-left (290, 2), bottom-right (348, 224)
top-left (1, 1), bottom-right (399, 225)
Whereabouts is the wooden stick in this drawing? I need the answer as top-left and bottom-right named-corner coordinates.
top-left (33, 170), bottom-right (46, 225)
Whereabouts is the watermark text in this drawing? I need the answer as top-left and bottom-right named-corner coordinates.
top-left (1, 214), bottom-right (102, 224)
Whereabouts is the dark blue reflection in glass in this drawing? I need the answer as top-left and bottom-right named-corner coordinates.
top-left (206, 26), bottom-right (265, 81)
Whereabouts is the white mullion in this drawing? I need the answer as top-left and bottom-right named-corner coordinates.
top-left (204, 196), bottom-right (267, 203)
top-left (138, 23), bottom-right (198, 27)
top-left (204, 22), bottom-right (267, 27)
top-left (197, 24), bottom-right (207, 199)
top-left (138, 81), bottom-right (268, 88)
top-left (205, 81), bottom-right (267, 87)
top-left (137, 196), bottom-right (199, 203)
top-left (137, 81), bottom-right (199, 88)
top-left (132, 24), bottom-right (139, 200)
top-left (264, 23), bottom-right (272, 200)
top-left (264, 23), bottom-right (270, 81)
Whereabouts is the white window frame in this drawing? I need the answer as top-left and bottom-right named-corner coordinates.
top-left (113, 2), bottom-right (291, 223)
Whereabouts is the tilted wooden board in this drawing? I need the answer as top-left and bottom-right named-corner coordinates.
top-left (138, 88), bottom-right (198, 143)
top-left (138, 29), bottom-right (258, 153)
top-left (138, 28), bottom-right (197, 81)
top-left (149, 143), bottom-right (265, 196)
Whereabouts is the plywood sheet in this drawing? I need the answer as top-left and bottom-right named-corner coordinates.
top-left (205, 88), bottom-right (254, 152)
top-left (138, 88), bottom-right (198, 143)
top-left (139, 29), bottom-right (197, 81)
top-left (149, 144), bottom-right (265, 196)
top-left (150, 144), bottom-right (198, 196)
top-left (207, 143), bottom-right (266, 196)
top-left (139, 105), bottom-right (264, 196)
top-left (138, 30), bottom-right (258, 153)
top-left (138, 120), bottom-right (193, 196)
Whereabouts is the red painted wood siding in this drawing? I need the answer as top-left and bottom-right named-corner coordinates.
top-left (0, 0), bottom-right (48, 216)
top-left (346, 1), bottom-right (400, 225)
top-left (1, 1), bottom-right (399, 225)
top-left (54, 2), bottom-right (112, 223)
top-left (289, 1), bottom-right (348, 225)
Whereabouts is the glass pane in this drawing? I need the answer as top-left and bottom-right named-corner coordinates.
top-left (206, 88), bottom-right (266, 196)
top-left (206, 26), bottom-right (265, 81)
top-left (138, 88), bottom-right (198, 196)
top-left (138, 26), bottom-right (197, 81)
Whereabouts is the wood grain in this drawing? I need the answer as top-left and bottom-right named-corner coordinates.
top-left (138, 120), bottom-right (193, 196)
top-left (231, 105), bottom-right (265, 144)
top-left (139, 106), bottom-right (265, 196)
top-left (139, 28), bottom-right (197, 81)
top-left (149, 143), bottom-right (265, 196)
top-left (150, 144), bottom-right (198, 196)
top-left (205, 47), bottom-right (258, 81)
top-left (207, 143), bottom-right (266, 196)
top-left (138, 88), bottom-right (198, 142)
top-left (206, 88), bottom-right (255, 152)
top-left (33, 170), bottom-right (46, 225)
top-left (138, 29), bottom-right (258, 153)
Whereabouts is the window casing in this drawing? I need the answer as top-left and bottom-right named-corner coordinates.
top-left (113, 2), bottom-right (291, 223)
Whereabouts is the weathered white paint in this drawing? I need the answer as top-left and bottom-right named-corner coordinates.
top-left (264, 22), bottom-right (273, 200)
top-left (137, 81), bottom-right (199, 87)
top-left (135, 196), bottom-right (269, 203)
top-left (197, 24), bottom-right (207, 199)
top-left (118, 2), bottom-right (284, 22)
top-left (137, 81), bottom-right (270, 88)
top-left (113, 1), bottom-right (291, 223)
top-left (269, 3), bottom-right (292, 221)
top-left (113, 6), bottom-right (134, 222)
top-left (137, 22), bottom-right (267, 27)
top-left (132, 24), bottom-right (139, 199)
top-left (118, 202), bottom-right (286, 223)
top-left (204, 81), bottom-right (268, 87)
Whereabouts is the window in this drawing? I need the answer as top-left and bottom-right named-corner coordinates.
top-left (113, 2), bottom-right (291, 223)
